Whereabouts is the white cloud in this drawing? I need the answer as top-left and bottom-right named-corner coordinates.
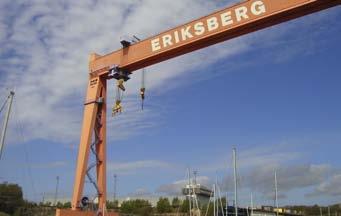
top-left (200, 145), bottom-right (301, 173)
top-left (238, 147), bottom-right (300, 169)
top-left (306, 174), bottom-right (341, 198)
top-left (0, 0), bottom-right (247, 145)
top-left (31, 161), bottom-right (67, 169)
top-left (0, 0), bottom-right (338, 146)
top-left (127, 188), bottom-right (152, 198)
top-left (107, 160), bottom-right (172, 174)
top-left (220, 163), bottom-right (333, 200)
top-left (247, 164), bottom-right (330, 191)
top-left (196, 145), bottom-right (338, 200)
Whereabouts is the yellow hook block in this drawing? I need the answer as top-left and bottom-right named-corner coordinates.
top-left (112, 100), bottom-right (122, 116)
top-left (117, 79), bottom-right (126, 91)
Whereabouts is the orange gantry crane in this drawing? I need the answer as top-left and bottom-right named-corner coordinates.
top-left (56, 0), bottom-right (341, 215)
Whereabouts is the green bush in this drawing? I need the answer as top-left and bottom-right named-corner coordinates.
top-left (156, 197), bottom-right (172, 213)
top-left (120, 199), bottom-right (153, 216)
top-left (0, 183), bottom-right (24, 214)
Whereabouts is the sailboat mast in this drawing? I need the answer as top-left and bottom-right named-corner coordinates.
top-left (233, 148), bottom-right (238, 216)
top-left (216, 174), bottom-right (218, 216)
top-left (275, 170), bottom-right (279, 216)
top-left (188, 168), bottom-right (192, 216)
top-left (226, 192), bottom-right (228, 216)
top-left (251, 192), bottom-right (254, 216)
top-left (328, 206), bottom-right (331, 216)
top-left (0, 91), bottom-right (15, 160)
top-left (320, 207), bottom-right (323, 216)
top-left (214, 183), bottom-right (216, 216)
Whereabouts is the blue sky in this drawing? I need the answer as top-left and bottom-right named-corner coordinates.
top-left (0, 0), bottom-right (341, 207)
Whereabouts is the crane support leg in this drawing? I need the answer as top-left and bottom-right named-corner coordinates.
top-left (71, 76), bottom-right (106, 210)
top-left (96, 77), bottom-right (107, 211)
top-left (56, 63), bottom-right (116, 215)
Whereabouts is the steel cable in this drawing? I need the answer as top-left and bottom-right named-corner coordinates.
top-left (13, 97), bottom-right (38, 200)
top-left (0, 96), bottom-right (9, 114)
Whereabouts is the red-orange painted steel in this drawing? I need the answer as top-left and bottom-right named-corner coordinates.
top-left (59, 0), bottom-right (340, 215)
top-left (89, 0), bottom-right (340, 75)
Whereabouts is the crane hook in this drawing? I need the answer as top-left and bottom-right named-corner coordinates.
top-left (117, 79), bottom-right (126, 91)
top-left (112, 99), bottom-right (122, 116)
top-left (112, 79), bottom-right (126, 116)
top-left (140, 68), bottom-right (146, 110)
top-left (140, 87), bottom-right (145, 110)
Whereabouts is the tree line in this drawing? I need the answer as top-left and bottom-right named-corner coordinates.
top-left (1, 182), bottom-right (340, 216)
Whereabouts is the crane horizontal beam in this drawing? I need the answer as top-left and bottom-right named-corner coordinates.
top-left (89, 0), bottom-right (340, 77)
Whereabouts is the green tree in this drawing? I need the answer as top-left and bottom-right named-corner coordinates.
top-left (63, 202), bottom-right (71, 209)
top-left (56, 201), bottom-right (64, 209)
top-left (107, 200), bottom-right (119, 209)
top-left (13, 201), bottom-right (36, 216)
top-left (201, 202), bottom-right (214, 216)
top-left (0, 183), bottom-right (24, 214)
top-left (220, 197), bottom-right (227, 209)
top-left (45, 201), bottom-right (52, 207)
top-left (120, 199), bottom-right (152, 216)
top-left (180, 199), bottom-right (190, 213)
top-left (156, 197), bottom-right (172, 213)
top-left (171, 197), bottom-right (181, 209)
